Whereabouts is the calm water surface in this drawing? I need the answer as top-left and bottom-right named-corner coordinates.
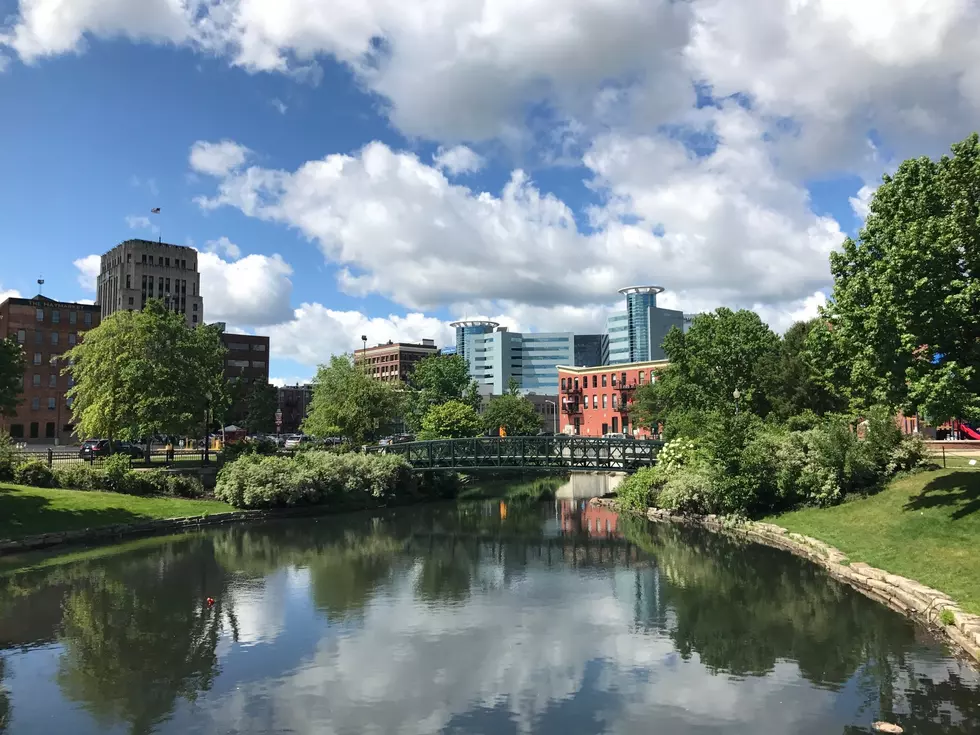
top-left (0, 498), bottom-right (977, 734)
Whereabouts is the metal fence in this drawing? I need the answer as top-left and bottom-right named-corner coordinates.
top-left (11, 447), bottom-right (223, 469)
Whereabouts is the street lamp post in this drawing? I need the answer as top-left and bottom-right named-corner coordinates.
top-left (733, 389), bottom-right (741, 416)
top-left (204, 392), bottom-right (211, 464)
top-left (361, 334), bottom-right (368, 359)
top-left (545, 400), bottom-right (558, 434)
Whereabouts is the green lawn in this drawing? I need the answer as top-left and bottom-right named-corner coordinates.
top-left (0, 483), bottom-right (234, 541)
top-left (770, 467), bottom-right (980, 614)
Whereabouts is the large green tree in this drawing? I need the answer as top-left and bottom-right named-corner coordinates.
top-left (0, 337), bottom-right (25, 419)
top-left (816, 133), bottom-right (980, 422)
top-left (245, 380), bottom-right (278, 433)
top-left (64, 300), bottom-right (227, 442)
top-left (758, 320), bottom-right (846, 421)
top-left (302, 354), bottom-right (402, 444)
top-left (405, 354), bottom-right (480, 431)
top-left (631, 308), bottom-right (780, 431)
top-left (417, 399), bottom-right (482, 440)
top-left (481, 394), bottom-right (541, 436)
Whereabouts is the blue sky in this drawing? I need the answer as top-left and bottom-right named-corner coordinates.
top-left (1, 0), bottom-right (977, 383)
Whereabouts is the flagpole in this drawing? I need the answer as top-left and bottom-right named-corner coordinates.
top-left (150, 207), bottom-right (161, 242)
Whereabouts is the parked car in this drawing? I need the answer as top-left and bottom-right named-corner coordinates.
top-left (283, 434), bottom-right (311, 450)
top-left (602, 432), bottom-right (629, 440)
top-left (79, 439), bottom-right (144, 460)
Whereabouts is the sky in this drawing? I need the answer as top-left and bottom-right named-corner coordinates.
top-left (1, 0), bottom-right (979, 385)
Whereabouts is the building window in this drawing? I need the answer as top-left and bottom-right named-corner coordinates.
top-left (16, 329), bottom-right (25, 343)
top-left (128, 297), bottom-right (134, 305)
top-left (36, 308), bottom-right (44, 322)
top-left (51, 332), bottom-right (58, 346)
top-left (192, 315), bottom-right (198, 324)
top-left (69, 311), bottom-right (77, 325)
top-left (601, 374), bottom-right (607, 387)
top-left (126, 275), bottom-right (131, 289)
top-left (561, 377), bottom-right (566, 390)
top-left (69, 333), bottom-right (76, 346)
top-left (31, 397), bottom-right (40, 411)
top-left (252, 361), bottom-right (266, 368)
top-left (612, 416), bottom-right (619, 433)
top-left (32, 374), bottom-right (40, 387)
top-left (228, 360), bottom-right (249, 368)
top-left (9, 424), bottom-right (23, 438)
top-left (142, 254), bottom-right (147, 264)
top-left (29, 422), bottom-right (39, 438)
top-left (52, 310), bottom-right (60, 324)
top-left (45, 422), bottom-right (55, 438)
top-left (612, 394), bottom-right (618, 409)
top-left (192, 303), bottom-right (198, 312)
top-left (148, 255), bottom-right (154, 265)
top-left (602, 394), bottom-right (608, 408)
top-left (639, 371), bottom-right (645, 384)
top-left (612, 374), bottom-right (618, 386)
top-left (592, 394), bottom-right (597, 409)
top-left (49, 374), bottom-right (56, 388)
top-left (182, 259), bottom-right (186, 269)
top-left (165, 257), bottom-right (170, 267)
top-left (621, 372), bottom-right (627, 385)
top-left (48, 397), bottom-right (56, 410)
top-left (127, 253), bottom-right (132, 263)
top-left (251, 343), bottom-right (266, 352)
top-left (33, 352), bottom-right (41, 365)
top-left (165, 278), bottom-right (170, 293)
top-left (84, 312), bottom-right (92, 326)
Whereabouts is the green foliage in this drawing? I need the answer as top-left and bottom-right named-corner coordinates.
top-left (818, 133), bottom-right (980, 422)
top-left (214, 452), bottom-right (415, 509)
top-left (64, 300), bottom-right (228, 442)
top-left (302, 354), bottom-right (402, 444)
top-left (939, 608), bottom-right (956, 626)
top-left (223, 437), bottom-right (279, 463)
top-left (246, 380), bottom-right (279, 434)
top-left (480, 393), bottom-right (541, 436)
top-left (759, 320), bottom-right (846, 421)
top-left (13, 459), bottom-right (54, 488)
top-left (53, 463), bottom-right (103, 491)
top-left (0, 336), bottom-right (26, 418)
top-left (656, 468), bottom-right (715, 515)
top-left (615, 466), bottom-right (665, 512)
top-left (48, 462), bottom-right (204, 497)
top-left (405, 354), bottom-right (480, 432)
top-left (0, 432), bottom-right (15, 481)
top-left (418, 399), bottom-right (482, 440)
top-left (101, 454), bottom-right (133, 494)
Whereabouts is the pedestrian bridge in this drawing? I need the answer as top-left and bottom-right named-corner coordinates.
top-left (367, 436), bottom-right (662, 471)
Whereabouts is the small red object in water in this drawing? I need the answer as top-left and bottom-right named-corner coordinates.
top-left (206, 597), bottom-right (215, 607)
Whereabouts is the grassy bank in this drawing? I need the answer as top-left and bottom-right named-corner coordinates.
top-left (0, 483), bottom-right (234, 541)
top-left (770, 466), bottom-right (980, 614)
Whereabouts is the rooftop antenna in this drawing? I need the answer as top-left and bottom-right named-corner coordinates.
top-left (37, 277), bottom-right (44, 296)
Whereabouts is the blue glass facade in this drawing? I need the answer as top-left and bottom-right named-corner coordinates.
top-left (606, 287), bottom-right (683, 364)
top-left (465, 330), bottom-right (574, 395)
top-left (451, 321), bottom-right (498, 363)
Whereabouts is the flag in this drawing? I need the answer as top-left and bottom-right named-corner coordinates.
top-left (150, 207), bottom-right (161, 214)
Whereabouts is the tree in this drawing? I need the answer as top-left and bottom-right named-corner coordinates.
top-left (0, 337), bottom-right (25, 418)
top-left (303, 354), bottom-right (402, 444)
top-left (404, 354), bottom-right (480, 431)
top-left (481, 394), bottom-right (541, 436)
top-left (418, 400), bottom-right (482, 440)
top-left (759, 320), bottom-right (845, 421)
top-left (64, 300), bottom-right (227, 442)
top-left (631, 308), bottom-right (780, 432)
top-left (817, 133), bottom-right (980, 423)
top-left (245, 380), bottom-right (278, 433)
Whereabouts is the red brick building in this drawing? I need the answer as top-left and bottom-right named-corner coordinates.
top-left (219, 332), bottom-right (271, 426)
top-left (354, 339), bottom-right (439, 383)
top-left (0, 295), bottom-right (101, 444)
top-left (557, 360), bottom-right (668, 438)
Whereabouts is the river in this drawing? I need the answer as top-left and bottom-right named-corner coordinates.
top-left (0, 496), bottom-right (977, 734)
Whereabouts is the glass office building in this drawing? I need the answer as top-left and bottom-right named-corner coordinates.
top-left (451, 320), bottom-right (499, 363)
top-left (606, 286), bottom-right (684, 364)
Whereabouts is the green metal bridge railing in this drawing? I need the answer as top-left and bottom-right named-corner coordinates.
top-left (367, 435), bottom-right (662, 471)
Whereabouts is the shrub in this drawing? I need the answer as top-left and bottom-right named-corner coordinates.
top-left (888, 434), bottom-right (928, 474)
top-left (215, 452), bottom-right (415, 509)
top-left (101, 454), bottom-right (133, 494)
top-left (0, 432), bottom-right (15, 481)
top-left (13, 459), bottom-right (55, 488)
top-left (616, 466), bottom-right (665, 511)
top-left (53, 463), bottom-right (103, 491)
top-left (165, 473), bottom-right (205, 498)
top-left (656, 468), bottom-right (715, 515)
top-left (224, 438), bottom-right (279, 463)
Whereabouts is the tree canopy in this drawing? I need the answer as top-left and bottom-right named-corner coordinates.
top-left (405, 355), bottom-right (480, 431)
top-left (0, 337), bottom-right (25, 418)
top-left (816, 133), bottom-right (980, 422)
top-left (64, 300), bottom-right (227, 441)
top-left (245, 380), bottom-right (278, 434)
top-left (481, 394), bottom-right (541, 436)
top-left (303, 354), bottom-right (402, 444)
top-left (631, 308), bottom-right (780, 430)
top-left (417, 399), bottom-right (482, 440)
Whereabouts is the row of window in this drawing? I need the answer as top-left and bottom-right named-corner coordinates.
top-left (34, 309), bottom-right (93, 326)
top-left (15, 330), bottom-right (80, 347)
top-left (226, 343), bottom-right (267, 352)
top-left (131, 252), bottom-right (190, 269)
top-left (227, 360), bottom-right (266, 369)
top-left (29, 373), bottom-right (73, 388)
top-left (22, 396), bottom-right (68, 410)
top-left (7, 422), bottom-right (72, 439)
top-left (568, 393), bottom-right (624, 410)
top-left (562, 371), bottom-right (648, 391)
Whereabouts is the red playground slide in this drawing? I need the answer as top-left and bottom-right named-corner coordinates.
top-left (954, 420), bottom-right (980, 440)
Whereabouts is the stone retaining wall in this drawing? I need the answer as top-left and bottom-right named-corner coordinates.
top-left (594, 498), bottom-right (980, 666)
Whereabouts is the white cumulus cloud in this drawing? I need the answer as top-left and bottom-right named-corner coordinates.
top-left (198, 250), bottom-right (294, 327)
top-left (189, 140), bottom-right (251, 177)
top-left (204, 236), bottom-right (242, 260)
top-left (73, 254), bottom-right (101, 292)
top-left (433, 146), bottom-right (485, 176)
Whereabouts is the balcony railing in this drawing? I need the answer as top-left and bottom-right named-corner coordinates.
top-left (561, 401), bottom-right (581, 414)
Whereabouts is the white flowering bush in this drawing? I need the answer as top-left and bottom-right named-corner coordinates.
top-left (657, 437), bottom-right (699, 473)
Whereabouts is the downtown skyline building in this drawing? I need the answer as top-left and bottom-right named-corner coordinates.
top-left (605, 286), bottom-right (685, 364)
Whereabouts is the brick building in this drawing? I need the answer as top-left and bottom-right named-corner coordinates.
top-left (354, 339), bottom-right (439, 383)
top-left (277, 384), bottom-right (312, 434)
top-left (557, 360), bottom-right (668, 438)
top-left (96, 239), bottom-right (204, 327)
top-left (219, 332), bottom-right (271, 425)
top-left (0, 295), bottom-right (101, 444)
